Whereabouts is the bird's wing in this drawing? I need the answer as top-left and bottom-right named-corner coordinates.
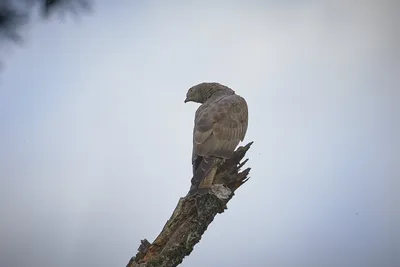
top-left (193, 95), bottom-right (248, 159)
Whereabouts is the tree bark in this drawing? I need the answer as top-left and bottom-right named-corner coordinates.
top-left (126, 142), bottom-right (253, 267)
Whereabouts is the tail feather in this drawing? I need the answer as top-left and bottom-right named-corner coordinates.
top-left (188, 156), bottom-right (216, 196)
top-left (192, 155), bottom-right (203, 175)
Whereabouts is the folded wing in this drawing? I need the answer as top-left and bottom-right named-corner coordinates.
top-left (194, 95), bottom-right (248, 159)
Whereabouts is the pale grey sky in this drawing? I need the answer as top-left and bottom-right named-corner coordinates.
top-left (1, 1), bottom-right (399, 267)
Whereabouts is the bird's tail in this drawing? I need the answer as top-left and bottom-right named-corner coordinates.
top-left (187, 156), bottom-right (217, 196)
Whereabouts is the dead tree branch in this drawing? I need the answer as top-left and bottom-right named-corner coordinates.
top-left (127, 141), bottom-right (254, 267)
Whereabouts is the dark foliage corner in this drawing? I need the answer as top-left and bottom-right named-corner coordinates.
top-left (0, 0), bottom-right (91, 68)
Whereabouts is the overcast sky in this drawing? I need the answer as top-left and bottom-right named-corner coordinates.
top-left (0, 1), bottom-right (399, 267)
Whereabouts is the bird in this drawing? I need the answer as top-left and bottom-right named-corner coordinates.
top-left (184, 82), bottom-right (248, 196)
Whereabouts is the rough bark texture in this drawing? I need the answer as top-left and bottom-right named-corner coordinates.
top-left (126, 142), bottom-right (253, 267)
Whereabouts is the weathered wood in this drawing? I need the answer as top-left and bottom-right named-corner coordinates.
top-left (127, 142), bottom-right (253, 267)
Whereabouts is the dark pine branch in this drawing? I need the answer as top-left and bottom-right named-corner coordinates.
top-left (0, 0), bottom-right (91, 50)
top-left (0, 0), bottom-right (92, 70)
top-left (127, 141), bottom-right (254, 267)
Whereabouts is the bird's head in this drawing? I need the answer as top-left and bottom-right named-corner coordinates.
top-left (184, 82), bottom-right (234, 104)
top-left (184, 83), bottom-right (203, 103)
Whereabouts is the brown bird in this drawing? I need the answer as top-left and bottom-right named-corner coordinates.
top-left (184, 82), bottom-right (248, 196)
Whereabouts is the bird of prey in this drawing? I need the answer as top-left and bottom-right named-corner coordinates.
top-left (184, 82), bottom-right (248, 196)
